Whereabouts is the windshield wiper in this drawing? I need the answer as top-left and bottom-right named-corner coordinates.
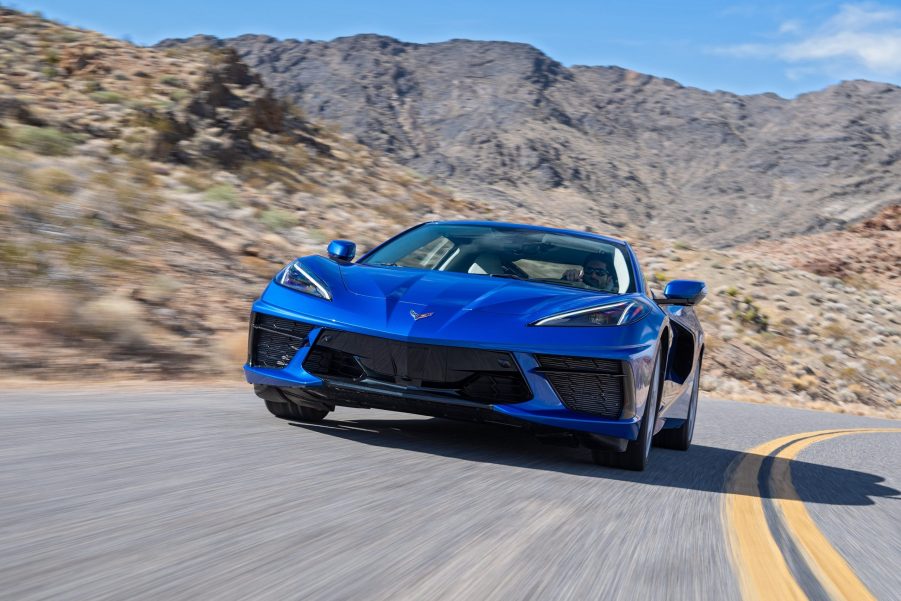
top-left (489, 273), bottom-right (524, 280)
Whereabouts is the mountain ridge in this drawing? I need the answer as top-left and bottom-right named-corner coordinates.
top-left (158, 32), bottom-right (901, 247)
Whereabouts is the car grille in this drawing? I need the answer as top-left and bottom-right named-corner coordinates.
top-left (536, 354), bottom-right (626, 418)
top-left (249, 313), bottom-right (315, 369)
top-left (302, 329), bottom-right (531, 404)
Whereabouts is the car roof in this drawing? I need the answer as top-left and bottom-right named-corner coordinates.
top-left (427, 220), bottom-right (630, 248)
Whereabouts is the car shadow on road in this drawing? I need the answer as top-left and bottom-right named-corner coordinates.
top-left (289, 416), bottom-right (899, 506)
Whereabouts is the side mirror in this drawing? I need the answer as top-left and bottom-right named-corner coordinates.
top-left (327, 239), bottom-right (356, 262)
top-left (658, 280), bottom-right (707, 306)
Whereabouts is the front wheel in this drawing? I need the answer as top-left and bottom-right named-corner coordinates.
top-left (592, 351), bottom-right (662, 471)
top-left (265, 400), bottom-right (330, 423)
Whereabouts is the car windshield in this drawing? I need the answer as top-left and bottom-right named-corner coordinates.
top-left (360, 223), bottom-right (636, 293)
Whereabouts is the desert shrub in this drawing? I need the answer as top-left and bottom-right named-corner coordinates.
top-left (42, 49), bottom-right (60, 65)
top-left (159, 75), bottom-right (184, 87)
top-left (823, 322), bottom-right (849, 339)
top-left (838, 366), bottom-right (858, 379)
top-left (90, 170), bottom-right (117, 188)
top-left (790, 375), bottom-right (818, 392)
top-left (177, 172), bottom-right (211, 191)
top-left (89, 90), bottom-right (124, 104)
top-left (734, 301), bottom-right (768, 332)
top-left (203, 183), bottom-right (240, 206)
top-left (27, 167), bottom-right (78, 195)
top-left (307, 228), bottom-right (328, 243)
top-left (259, 208), bottom-right (297, 230)
top-left (127, 159), bottom-right (159, 188)
top-left (73, 294), bottom-right (148, 346)
top-left (11, 126), bottom-right (76, 156)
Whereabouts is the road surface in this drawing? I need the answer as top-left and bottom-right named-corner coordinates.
top-left (0, 388), bottom-right (898, 600)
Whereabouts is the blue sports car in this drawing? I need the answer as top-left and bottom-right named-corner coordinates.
top-left (245, 221), bottom-right (706, 470)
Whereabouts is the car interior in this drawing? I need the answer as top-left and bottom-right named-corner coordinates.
top-left (364, 226), bottom-right (634, 293)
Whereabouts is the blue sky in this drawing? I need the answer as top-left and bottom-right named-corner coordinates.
top-left (8, 0), bottom-right (901, 97)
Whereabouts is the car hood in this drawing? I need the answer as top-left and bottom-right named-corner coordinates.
top-left (339, 263), bottom-right (617, 317)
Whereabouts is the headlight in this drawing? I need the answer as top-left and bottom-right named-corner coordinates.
top-left (532, 299), bottom-right (650, 327)
top-left (277, 260), bottom-right (331, 300)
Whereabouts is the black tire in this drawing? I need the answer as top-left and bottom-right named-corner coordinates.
top-left (592, 351), bottom-right (662, 471)
top-left (264, 400), bottom-right (330, 423)
top-left (653, 354), bottom-right (702, 451)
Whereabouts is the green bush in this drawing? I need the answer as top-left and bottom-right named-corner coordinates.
top-left (42, 49), bottom-right (60, 65)
top-left (735, 302), bottom-right (768, 332)
top-left (203, 183), bottom-right (240, 206)
top-left (259, 208), bottom-right (297, 231)
top-left (11, 126), bottom-right (77, 156)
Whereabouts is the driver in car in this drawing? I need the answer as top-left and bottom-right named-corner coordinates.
top-left (563, 255), bottom-right (618, 292)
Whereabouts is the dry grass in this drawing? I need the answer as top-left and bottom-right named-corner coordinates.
top-left (217, 330), bottom-right (249, 367)
top-left (0, 288), bottom-right (77, 326)
top-left (25, 167), bottom-right (78, 195)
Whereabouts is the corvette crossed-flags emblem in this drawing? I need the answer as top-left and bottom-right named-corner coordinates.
top-left (409, 309), bottom-right (434, 321)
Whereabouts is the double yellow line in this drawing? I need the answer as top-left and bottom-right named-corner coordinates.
top-left (723, 428), bottom-right (901, 600)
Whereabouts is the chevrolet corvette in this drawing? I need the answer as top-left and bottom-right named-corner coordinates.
top-left (244, 221), bottom-right (706, 470)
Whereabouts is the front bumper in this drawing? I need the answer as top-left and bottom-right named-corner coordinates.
top-left (244, 302), bottom-right (655, 441)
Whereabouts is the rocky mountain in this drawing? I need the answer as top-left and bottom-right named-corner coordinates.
top-left (158, 34), bottom-right (901, 247)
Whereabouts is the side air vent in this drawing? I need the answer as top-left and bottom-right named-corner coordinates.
top-left (249, 313), bottom-right (314, 369)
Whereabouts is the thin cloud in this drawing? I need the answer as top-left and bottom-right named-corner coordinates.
top-left (715, 3), bottom-right (901, 77)
top-left (778, 20), bottom-right (802, 34)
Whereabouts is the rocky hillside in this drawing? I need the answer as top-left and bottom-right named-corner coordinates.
top-left (0, 9), bottom-right (506, 378)
top-left (741, 204), bottom-right (900, 296)
top-left (158, 34), bottom-right (901, 248)
top-left (0, 10), bottom-right (897, 416)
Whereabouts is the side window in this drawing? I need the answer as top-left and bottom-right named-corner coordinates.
top-left (395, 236), bottom-right (453, 269)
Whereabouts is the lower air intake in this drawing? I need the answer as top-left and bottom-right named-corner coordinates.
top-left (302, 329), bottom-right (531, 405)
top-left (250, 313), bottom-right (314, 369)
top-left (536, 354), bottom-right (626, 418)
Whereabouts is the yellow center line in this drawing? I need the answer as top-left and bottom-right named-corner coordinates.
top-left (770, 428), bottom-right (901, 601)
top-left (723, 427), bottom-right (901, 601)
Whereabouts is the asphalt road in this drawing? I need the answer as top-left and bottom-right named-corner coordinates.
top-left (0, 388), bottom-right (898, 601)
